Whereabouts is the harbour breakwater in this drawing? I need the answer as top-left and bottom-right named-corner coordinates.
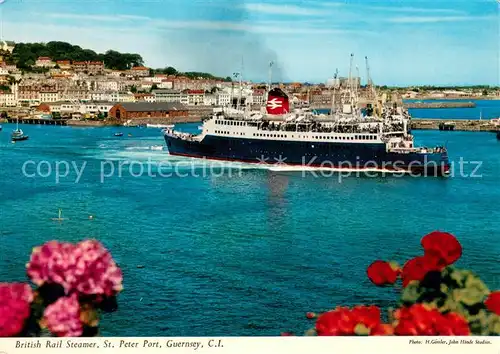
top-left (404, 102), bottom-right (476, 109)
top-left (310, 102), bottom-right (476, 110)
top-left (411, 119), bottom-right (498, 132)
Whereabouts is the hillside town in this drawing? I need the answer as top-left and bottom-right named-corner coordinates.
top-left (0, 40), bottom-right (498, 124)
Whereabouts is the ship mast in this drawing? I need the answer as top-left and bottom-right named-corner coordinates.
top-left (348, 53), bottom-right (355, 111)
top-left (330, 68), bottom-right (338, 118)
top-left (238, 57), bottom-right (244, 111)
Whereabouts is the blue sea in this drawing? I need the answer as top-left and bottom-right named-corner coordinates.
top-left (0, 118), bottom-right (500, 336)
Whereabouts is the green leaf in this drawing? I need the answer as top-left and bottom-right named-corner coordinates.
top-left (400, 282), bottom-right (422, 305)
top-left (487, 314), bottom-right (500, 335)
top-left (304, 328), bottom-right (317, 336)
top-left (354, 324), bottom-right (370, 336)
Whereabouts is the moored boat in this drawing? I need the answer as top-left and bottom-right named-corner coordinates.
top-left (11, 118), bottom-right (29, 141)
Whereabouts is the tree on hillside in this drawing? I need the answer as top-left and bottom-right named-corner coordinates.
top-left (163, 66), bottom-right (177, 75)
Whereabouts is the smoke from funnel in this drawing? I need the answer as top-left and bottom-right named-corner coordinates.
top-left (159, 0), bottom-right (285, 82)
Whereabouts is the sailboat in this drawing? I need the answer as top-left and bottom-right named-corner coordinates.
top-left (11, 118), bottom-right (28, 142)
top-left (51, 209), bottom-right (68, 222)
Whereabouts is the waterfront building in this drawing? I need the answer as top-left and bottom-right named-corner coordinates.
top-left (252, 89), bottom-right (266, 105)
top-left (182, 89), bottom-right (205, 106)
top-left (108, 102), bottom-right (189, 120)
top-left (0, 92), bottom-right (17, 107)
top-left (39, 91), bottom-right (60, 103)
top-left (133, 93), bottom-right (156, 103)
top-left (91, 91), bottom-right (113, 101)
top-left (216, 92), bottom-right (231, 106)
top-left (203, 94), bottom-right (216, 106)
top-left (152, 89), bottom-right (182, 103)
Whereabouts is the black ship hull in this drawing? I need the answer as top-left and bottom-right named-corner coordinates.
top-left (164, 134), bottom-right (450, 176)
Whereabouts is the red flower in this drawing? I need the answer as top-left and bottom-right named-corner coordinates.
top-left (316, 306), bottom-right (381, 336)
top-left (485, 291), bottom-right (500, 315)
top-left (394, 304), bottom-right (470, 336)
top-left (280, 332), bottom-right (294, 336)
top-left (401, 255), bottom-right (442, 287)
top-left (43, 294), bottom-right (83, 337)
top-left (421, 231), bottom-right (462, 267)
top-left (0, 283), bottom-right (33, 337)
top-left (438, 313), bottom-right (470, 335)
top-left (366, 261), bottom-right (398, 286)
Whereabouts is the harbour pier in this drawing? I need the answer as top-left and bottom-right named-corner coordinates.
top-left (6, 117), bottom-right (68, 126)
top-left (404, 102), bottom-right (476, 109)
top-left (411, 119), bottom-right (498, 132)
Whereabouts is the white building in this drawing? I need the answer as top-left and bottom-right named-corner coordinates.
top-left (203, 94), bottom-right (217, 106)
top-left (145, 75), bottom-right (167, 84)
top-left (110, 92), bottom-right (134, 103)
top-left (91, 91), bottom-right (113, 101)
top-left (152, 89), bottom-right (181, 103)
top-left (0, 67), bottom-right (9, 75)
top-left (140, 82), bottom-right (153, 91)
top-left (97, 80), bottom-right (119, 91)
top-left (0, 92), bottom-right (17, 107)
top-left (216, 92), bottom-right (231, 106)
top-left (158, 80), bottom-right (173, 89)
top-left (39, 91), bottom-right (60, 103)
top-left (184, 90), bottom-right (205, 106)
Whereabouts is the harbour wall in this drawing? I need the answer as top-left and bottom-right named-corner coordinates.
top-left (310, 102), bottom-right (477, 110)
top-left (404, 102), bottom-right (476, 109)
top-left (411, 119), bottom-right (498, 132)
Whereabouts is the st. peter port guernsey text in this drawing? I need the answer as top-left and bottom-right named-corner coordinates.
top-left (15, 338), bottom-right (224, 350)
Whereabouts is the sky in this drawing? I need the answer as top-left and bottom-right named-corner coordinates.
top-left (0, 0), bottom-right (498, 86)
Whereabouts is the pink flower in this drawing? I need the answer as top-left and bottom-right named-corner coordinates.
top-left (0, 283), bottom-right (33, 337)
top-left (26, 240), bottom-right (123, 297)
top-left (43, 294), bottom-right (83, 337)
top-left (73, 240), bottom-right (123, 296)
top-left (26, 241), bottom-right (78, 292)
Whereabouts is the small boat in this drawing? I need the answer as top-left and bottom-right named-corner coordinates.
top-left (128, 133), bottom-right (132, 137)
top-left (0, 125), bottom-right (2, 132)
top-left (146, 123), bottom-right (175, 129)
top-left (11, 118), bottom-right (29, 141)
top-left (496, 131), bottom-right (500, 140)
top-left (51, 209), bottom-right (68, 222)
top-left (114, 132), bottom-right (124, 137)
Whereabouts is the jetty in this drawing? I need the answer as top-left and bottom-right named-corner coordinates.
top-left (411, 119), bottom-right (498, 132)
top-left (404, 102), bottom-right (476, 109)
top-left (6, 117), bottom-right (67, 126)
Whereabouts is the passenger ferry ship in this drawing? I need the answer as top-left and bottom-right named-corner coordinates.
top-left (163, 87), bottom-right (450, 176)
